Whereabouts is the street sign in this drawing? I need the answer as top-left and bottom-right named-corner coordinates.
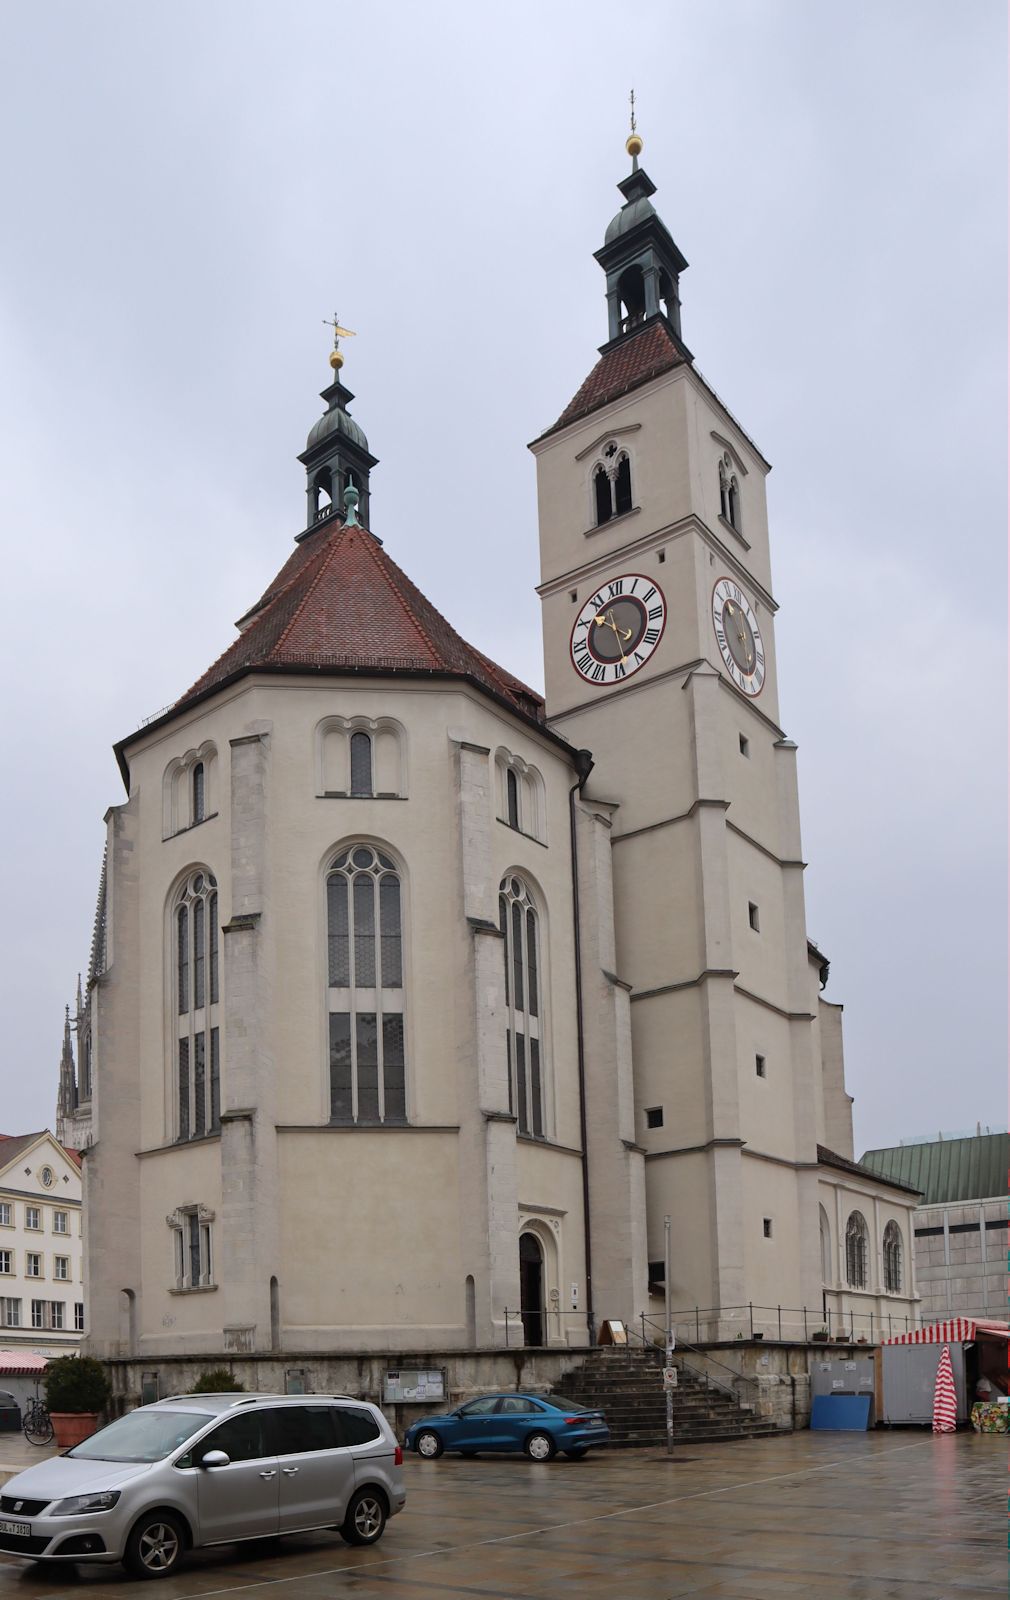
top-left (663, 1366), bottom-right (678, 1389)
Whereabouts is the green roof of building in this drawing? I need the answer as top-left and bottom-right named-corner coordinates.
top-left (859, 1132), bottom-right (1009, 1206)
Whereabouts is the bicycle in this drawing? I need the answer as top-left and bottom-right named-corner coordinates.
top-left (22, 1395), bottom-right (54, 1445)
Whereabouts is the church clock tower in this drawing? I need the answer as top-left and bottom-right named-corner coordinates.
top-left (531, 132), bottom-right (822, 1333)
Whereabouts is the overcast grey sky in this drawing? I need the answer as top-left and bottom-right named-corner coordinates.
top-left (0, 1), bottom-right (1005, 1152)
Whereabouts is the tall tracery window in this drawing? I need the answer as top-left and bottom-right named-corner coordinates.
top-left (883, 1220), bottom-right (903, 1292)
top-left (499, 875), bottom-right (544, 1139)
top-left (327, 845), bottom-right (406, 1124)
top-left (845, 1210), bottom-right (869, 1289)
top-left (174, 870), bottom-right (220, 1140)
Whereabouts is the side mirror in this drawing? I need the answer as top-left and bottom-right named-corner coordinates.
top-left (200, 1449), bottom-right (231, 1469)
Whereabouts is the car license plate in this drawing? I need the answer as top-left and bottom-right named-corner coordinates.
top-left (0, 1518), bottom-right (30, 1537)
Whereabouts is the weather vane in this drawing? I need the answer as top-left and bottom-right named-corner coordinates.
top-left (322, 312), bottom-right (356, 372)
top-left (626, 89), bottom-right (643, 163)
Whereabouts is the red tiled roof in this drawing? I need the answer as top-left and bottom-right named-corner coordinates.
top-left (173, 519), bottom-right (546, 725)
top-left (540, 319), bottom-right (688, 439)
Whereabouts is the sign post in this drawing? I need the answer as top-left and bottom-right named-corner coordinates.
top-left (664, 1213), bottom-right (674, 1456)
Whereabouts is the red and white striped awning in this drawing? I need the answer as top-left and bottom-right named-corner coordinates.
top-left (883, 1318), bottom-right (1010, 1345)
top-left (0, 1350), bottom-right (49, 1375)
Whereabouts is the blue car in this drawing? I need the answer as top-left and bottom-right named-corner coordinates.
top-left (405, 1393), bottom-right (608, 1461)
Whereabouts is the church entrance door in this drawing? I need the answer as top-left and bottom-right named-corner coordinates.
top-left (519, 1233), bottom-right (545, 1346)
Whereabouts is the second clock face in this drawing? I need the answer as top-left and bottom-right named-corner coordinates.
top-left (570, 574), bottom-right (666, 685)
top-left (712, 576), bottom-right (765, 695)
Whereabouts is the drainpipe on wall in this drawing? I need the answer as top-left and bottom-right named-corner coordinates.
top-left (569, 750), bottom-right (596, 1347)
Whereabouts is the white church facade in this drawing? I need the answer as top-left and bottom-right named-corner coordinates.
top-left (78, 141), bottom-right (919, 1377)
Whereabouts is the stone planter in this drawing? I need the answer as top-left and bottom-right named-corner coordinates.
top-left (811, 1331), bottom-right (830, 1343)
top-left (50, 1412), bottom-right (100, 1449)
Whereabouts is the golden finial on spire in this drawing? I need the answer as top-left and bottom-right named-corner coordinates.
top-left (322, 312), bottom-right (356, 371)
top-left (626, 88), bottom-right (643, 163)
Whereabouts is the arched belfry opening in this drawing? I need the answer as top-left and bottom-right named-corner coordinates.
top-left (618, 264), bottom-right (646, 332)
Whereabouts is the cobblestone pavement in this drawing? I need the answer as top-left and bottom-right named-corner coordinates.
top-left (0, 1431), bottom-right (1003, 1598)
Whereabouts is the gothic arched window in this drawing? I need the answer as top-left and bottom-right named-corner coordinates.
top-left (718, 452), bottom-right (742, 532)
top-left (499, 875), bottom-right (544, 1139)
top-left (727, 475), bottom-right (740, 530)
top-left (192, 762), bottom-right (205, 824)
top-left (845, 1211), bottom-right (869, 1289)
top-left (174, 870), bottom-right (220, 1141)
top-left (327, 845), bottom-right (406, 1124)
top-left (593, 441), bottom-right (633, 527)
top-left (819, 1204), bottom-right (832, 1285)
top-left (594, 464), bottom-right (612, 526)
top-left (614, 453), bottom-right (632, 516)
top-left (506, 767), bottom-right (520, 829)
top-left (883, 1220), bottom-right (903, 1292)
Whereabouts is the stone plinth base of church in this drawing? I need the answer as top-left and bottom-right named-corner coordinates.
top-left (103, 1347), bottom-right (598, 1435)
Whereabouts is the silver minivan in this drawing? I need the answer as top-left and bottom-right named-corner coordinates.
top-left (0, 1392), bottom-right (405, 1579)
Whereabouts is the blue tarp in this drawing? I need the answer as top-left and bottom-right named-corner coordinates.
top-left (810, 1394), bottom-right (872, 1431)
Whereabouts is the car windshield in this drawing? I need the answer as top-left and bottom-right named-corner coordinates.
top-left (68, 1409), bottom-right (210, 1463)
top-left (548, 1396), bottom-right (588, 1411)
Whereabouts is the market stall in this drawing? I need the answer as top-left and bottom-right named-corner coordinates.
top-left (880, 1318), bottom-right (1010, 1427)
top-left (0, 1350), bottom-right (49, 1415)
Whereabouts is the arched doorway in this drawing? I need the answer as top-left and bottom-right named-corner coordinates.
top-left (519, 1233), bottom-right (545, 1346)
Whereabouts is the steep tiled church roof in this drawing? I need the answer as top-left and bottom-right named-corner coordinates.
top-left (173, 518), bottom-right (546, 726)
top-left (540, 319), bottom-right (688, 439)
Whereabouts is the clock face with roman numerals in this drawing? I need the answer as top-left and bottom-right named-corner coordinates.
top-left (711, 576), bottom-right (765, 696)
top-left (570, 574), bottom-right (667, 685)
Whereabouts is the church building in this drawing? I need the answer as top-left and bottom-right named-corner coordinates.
top-left (80, 134), bottom-right (919, 1376)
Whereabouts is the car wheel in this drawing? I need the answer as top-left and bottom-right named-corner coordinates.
top-left (564, 1447), bottom-right (588, 1459)
top-left (123, 1510), bottom-right (186, 1579)
top-left (524, 1430), bottom-right (556, 1462)
top-left (341, 1488), bottom-right (388, 1546)
top-left (414, 1428), bottom-right (443, 1458)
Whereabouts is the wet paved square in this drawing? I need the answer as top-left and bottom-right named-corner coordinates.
top-left (0, 1431), bottom-right (1003, 1598)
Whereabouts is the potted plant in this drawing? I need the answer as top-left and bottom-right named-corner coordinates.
top-left (811, 1328), bottom-right (830, 1343)
top-left (45, 1355), bottom-right (112, 1449)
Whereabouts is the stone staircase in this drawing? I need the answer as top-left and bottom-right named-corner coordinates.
top-left (557, 1345), bottom-right (783, 1447)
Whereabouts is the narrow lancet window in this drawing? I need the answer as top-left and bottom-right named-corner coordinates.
top-left (350, 731), bottom-right (373, 797)
top-left (614, 453), bottom-right (632, 515)
top-left (594, 465), bottom-right (612, 526)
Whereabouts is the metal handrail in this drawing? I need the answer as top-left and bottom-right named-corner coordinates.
top-left (632, 1313), bottom-right (760, 1406)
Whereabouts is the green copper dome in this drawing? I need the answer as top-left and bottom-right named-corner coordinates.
top-left (604, 193), bottom-right (657, 244)
top-left (306, 405), bottom-right (369, 453)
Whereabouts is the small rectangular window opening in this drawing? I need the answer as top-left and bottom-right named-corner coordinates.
top-left (763, 1218), bottom-right (773, 1238)
top-left (645, 1106), bottom-right (664, 1129)
top-left (657, 549), bottom-right (666, 564)
top-left (748, 902), bottom-right (760, 931)
top-left (755, 1054), bottom-right (766, 1078)
top-left (648, 1259), bottom-right (666, 1285)
top-left (569, 590), bottom-right (578, 603)
top-left (739, 734), bottom-right (749, 757)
